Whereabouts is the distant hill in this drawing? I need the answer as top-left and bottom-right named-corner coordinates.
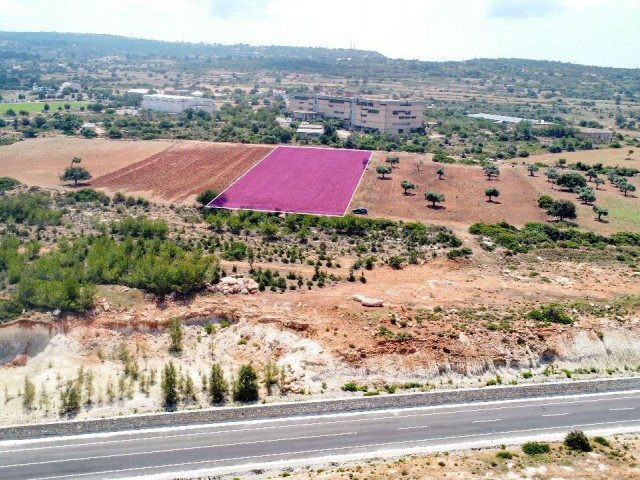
top-left (0, 31), bottom-right (385, 62)
top-left (0, 31), bottom-right (638, 101)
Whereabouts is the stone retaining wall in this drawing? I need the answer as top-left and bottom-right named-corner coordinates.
top-left (2, 377), bottom-right (639, 441)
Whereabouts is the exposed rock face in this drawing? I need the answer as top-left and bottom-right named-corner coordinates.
top-left (208, 276), bottom-right (260, 295)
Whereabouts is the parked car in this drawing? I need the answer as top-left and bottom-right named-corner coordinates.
top-left (352, 207), bottom-right (368, 215)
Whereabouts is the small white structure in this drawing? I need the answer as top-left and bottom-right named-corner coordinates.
top-left (296, 122), bottom-right (324, 138)
top-left (127, 88), bottom-right (150, 95)
top-left (141, 94), bottom-right (215, 113)
top-left (81, 122), bottom-right (97, 131)
top-left (59, 82), bottom-right (82, 93)
top-left (190, 91), bottom-right (205, 97)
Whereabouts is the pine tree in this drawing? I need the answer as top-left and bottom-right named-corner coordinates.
top-left (209, 363), bottom-right (228, 404)
top-left (23, 376), bottom-right (36, 411)
top-left (233, 364), bottom-right (259, 402)
top-left (161, 362), bottom-right (179, 409)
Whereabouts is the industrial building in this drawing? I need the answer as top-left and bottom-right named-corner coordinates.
top-left (289, 94), bottom-right (423, 135)
top-left (141, 94), bottom-right (215, 113)
top-left (467, 113), bottom-right (552, 125)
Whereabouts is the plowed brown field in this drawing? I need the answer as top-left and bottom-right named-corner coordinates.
top-left (0, 137), bottom-right (173, 188)
top-left (349, 152), bottom-right (546, 229)
top-left (92, 142), bottom-right (274, 203)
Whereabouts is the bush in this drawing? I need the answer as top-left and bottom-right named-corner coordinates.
top-left (0, 177), bottom-right (20, 192)
top-left (496, 451), bottom-right (513, 460)
top-left (110, 216), bottom-right (168, 239)
top-left (446, 247), bottom-right (472, 259)
top-left (564, 430), bottom-right (592, 452)
top-left (342, 382), bottom-right (358, 392)
top-left (522, 442), bottom-right (550, 455)
top-left (66, 188), bottom-right (110, 205)
top-left (537, 195), bottom-right (554, 210)
top-left (527, 305), bottom-right (573, 324)
top-left (593, 436), bottom-right (610, 447)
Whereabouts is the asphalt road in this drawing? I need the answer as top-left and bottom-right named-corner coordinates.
top-left (1, 390), bottom-right (639, 479)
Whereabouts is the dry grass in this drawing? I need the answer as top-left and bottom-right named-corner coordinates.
top-left (0, 137), bottom-right (173, 189)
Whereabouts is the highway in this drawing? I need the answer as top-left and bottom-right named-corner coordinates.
top-left (1, 390), bottom-right (639, 479)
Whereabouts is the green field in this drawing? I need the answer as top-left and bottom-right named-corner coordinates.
top-left (0, 101), bottom-right (89, 115)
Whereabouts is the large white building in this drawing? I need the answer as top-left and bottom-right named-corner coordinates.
top-left (141, 94), bottom-right (215, 113)
top-left (289, 94), bottom-right (423, 134)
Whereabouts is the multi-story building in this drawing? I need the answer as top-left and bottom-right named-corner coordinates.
top-left (141, 94), bottom-right (215, 113)
top-left (289, 94), bottom-right (423, 135)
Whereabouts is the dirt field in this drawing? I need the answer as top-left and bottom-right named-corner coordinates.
top-left (517, 164), bottom-right (640, 234)
top-left (530, 148), bottom-right (640, 168)
top-left (350, 152), bottom-right (546, 230)
top-left (0, 137), bottom-right (173, 188)
top-left (92, 142), bottom-right (274, 203)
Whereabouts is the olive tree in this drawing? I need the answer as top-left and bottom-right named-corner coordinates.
top-left (401, 180), bottom-right (416, 195)
top-left (376, 165), bottom-right (392, 179)
top-left (483, 164), bottom-right (500, 180)
top-left (485, 187), bottom-right (500, 202)
top-left (425, 192), bottom-right (445, 208)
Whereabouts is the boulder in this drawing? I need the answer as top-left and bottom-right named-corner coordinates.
top-left (361, 297), bottom-right (384, 308)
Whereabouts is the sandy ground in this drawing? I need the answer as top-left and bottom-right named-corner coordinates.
top-left (268, 435), bottom-right (640, 480)
top-left (530, 148), bottom-right (640, 168)
top-left (0, 137), bottom-right (173, 188)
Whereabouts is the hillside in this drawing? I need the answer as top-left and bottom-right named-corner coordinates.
top-left (1, 31), bottom-right (639, 100)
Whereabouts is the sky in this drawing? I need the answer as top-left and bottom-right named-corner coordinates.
top-left (0, 0), bottom-right (639, 68)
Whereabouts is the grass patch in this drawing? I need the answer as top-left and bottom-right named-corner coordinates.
top-left (0, 101), bottom-right (88, 114)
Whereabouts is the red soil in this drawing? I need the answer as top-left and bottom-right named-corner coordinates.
top-left (92, 142), bottom-right (274, 203)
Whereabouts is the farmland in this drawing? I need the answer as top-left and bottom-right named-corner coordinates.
top-left (92, 142), bottom-right (274, 203)
top-left (209, 146), bottom-right (372, 215)
top-left (0, 137), bottom-right (172, 188)
top-left (0, 101), bottom-right (88, 114)
top-left (350, 151), bottom-right (547, 230)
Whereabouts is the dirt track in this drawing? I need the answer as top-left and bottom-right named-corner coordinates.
top-left (92, 142), bottom-right (274, 203)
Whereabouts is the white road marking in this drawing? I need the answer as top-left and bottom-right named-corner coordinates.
top-left (472, 419), bottom-right (501, 423)
top-left (610, 407), bottom-right (635, 411)
top-left (4, 394), bottom-right (638, 452)
top-left (2, 389), bottom-right (638, 448)
top-left (23, 418), bottom-right (640, 480)
top-left (0, 432), bottom-right (357, 469)
top-left (397, 425), bottom-right (428, 431)
top-left (542, 412), bottom-right (571, 417)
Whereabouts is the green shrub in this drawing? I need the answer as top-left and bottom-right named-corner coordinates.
top-left (593, 436), bottom-right (610, 447)
top-left (446, 247), bottom-right (472, 259)
top-left (522, 442), bottom-right (550, 455)
top-left (0, 177), bottom-right (20, 192)
top-left (342, 382), bottom-right (358, 392)
top-left (564, 430), bottom-right (592, 452)
top-left (496, 451), bottom-right (513, 460)
top-left (66, 188), bottom-right (109, 204)
top-left (527, 305), bottom-right (573, 324)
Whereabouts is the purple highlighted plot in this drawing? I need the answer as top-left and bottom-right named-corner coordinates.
top-left (208, 146), bottom-right (372, 216)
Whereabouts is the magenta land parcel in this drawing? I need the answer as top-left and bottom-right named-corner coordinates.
top-left (208, 146), bottom-right (372, 216)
